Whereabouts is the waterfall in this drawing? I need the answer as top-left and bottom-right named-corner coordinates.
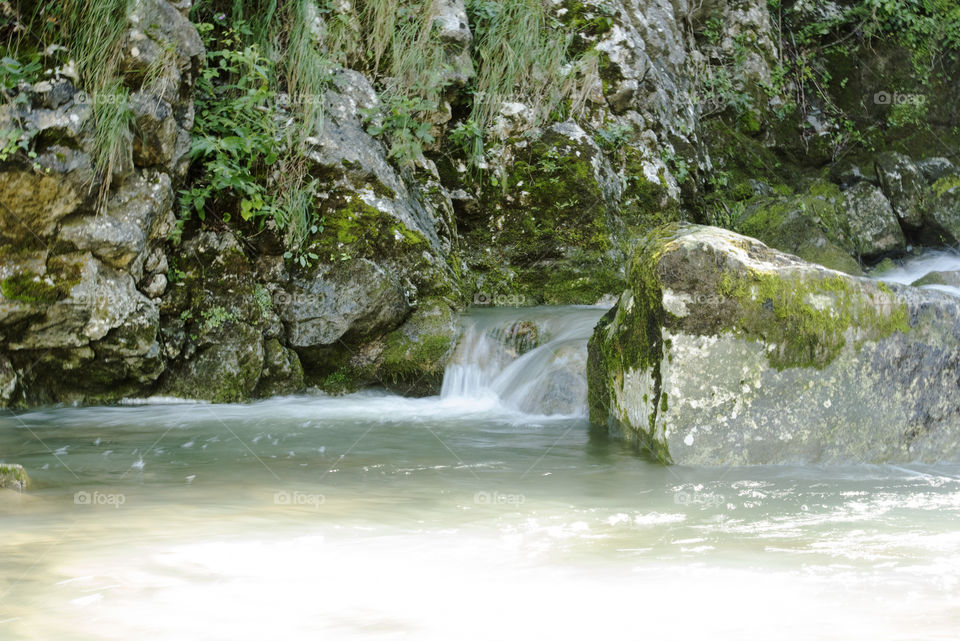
top-left (440, 306), bottom-right (609, 416)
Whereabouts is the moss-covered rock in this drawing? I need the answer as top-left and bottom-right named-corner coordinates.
top-left (374, 299), bottom-right (460, 396)
top-left (461, 122), bottom-right (676, 304)
top-left (588, 223), bottom-right (960, 465)
top-left (0, 463), bottom-right (28, 491)
top-left (311, 298), bottom-right (460, 397)
top-left (254, 338), bottom-right (305, 398)
top-left (737, 184), bottom-right (864, 275)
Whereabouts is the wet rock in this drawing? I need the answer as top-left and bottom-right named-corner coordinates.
top-left (370, 299), bottom-right (460, 396)
top-left (840, 182), bottom-right (905, 257)
top-left (0, 464), bottom-right (28, 491)
top-left (588, 223), bottom-right (960, 465)
top-left (57, 171), bottom-right (173, 273)
top-left (255, 338), bottom-right (305, 397)
top-left (875, 152), bottom-right (926, 230)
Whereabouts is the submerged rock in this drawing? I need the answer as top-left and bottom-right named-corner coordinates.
top-left (0, 464), bottom-right (29, 491)
top-left (588, 223), bottom-right (960, 465)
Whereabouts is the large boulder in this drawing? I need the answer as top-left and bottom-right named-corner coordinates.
top-left (588, 223), bottom-right (960, 465)
top-left (840, 181), bottom-right (906, 257)
top-left (875, 152), bottom-right (927, 230)
top-left (159, 231), bottom-right (292, 402)
top-left (736, 183), bottom-right (863, 274)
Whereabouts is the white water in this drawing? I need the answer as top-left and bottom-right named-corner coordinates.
top-left (440, 305), bottom-right (607, 416)
top-left (2, 254), bottom-right (960, 640)
top-left (873, 248), bottom-right (960, 297)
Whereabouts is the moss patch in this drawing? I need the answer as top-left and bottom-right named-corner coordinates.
top-left (716, 270), bottom-right (910, 370)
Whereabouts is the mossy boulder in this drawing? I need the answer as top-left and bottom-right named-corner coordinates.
top-left (588, 223), bottom-right (960, 465)
top-left (875, 152), bottom-right (927, 230)
top-left (164, 321), bottom-right (265, 403)
top-left (254, 338), bottom-right (305, 398)
top-left (313, 298), bottom-right (460, 397)
top-left (372, 299), bottom-right (460, 396)
top-left (840, 182), bottom-right (906, 257)
top-left (737, 184), bottom-right (864, 275)
top-left (0, 463), bottom-right (28, 491)
top-left (921, 173), bottom-right (960, 245)
top-left (463, 122), bottom-right (675, 304)
top-left (159, 231), bottom-right (274, 402)
top-left (911, 270), bottom-right (960, 289)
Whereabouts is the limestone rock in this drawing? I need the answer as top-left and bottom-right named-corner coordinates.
top-left (840, 182), bottom-right (905, 257)
top-left (588, 223), bottom-right (960, 465)
top-left (281, 258), bottom-right (410, 349)
top-left (57, 171), bottom-right (173, 272)
top-left (875, 152), bottom-right (927, 230)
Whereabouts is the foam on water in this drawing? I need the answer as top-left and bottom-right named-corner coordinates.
top-left (873, 248), bottom-right (960, 297)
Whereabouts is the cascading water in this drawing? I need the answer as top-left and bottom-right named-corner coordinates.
top-left (439, 306), bottom-right (609, 416)
top-left (872, 248), bottom-right (960, 296)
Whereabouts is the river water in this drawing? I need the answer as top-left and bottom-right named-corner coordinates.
top-left (2, 257), bottom-right (960, 640)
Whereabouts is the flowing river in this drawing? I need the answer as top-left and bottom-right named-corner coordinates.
top-left (3, 255), bottom-right (960, 640)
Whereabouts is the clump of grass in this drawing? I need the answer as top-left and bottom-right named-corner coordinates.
top-left (285, 0), bottom-right (332, 136)
top-left (92, 81), bottom-right (134, 199)
top-left (466, 0), bottom-right (572, 136)
top-left (4, 0), bottom-right (134, 204)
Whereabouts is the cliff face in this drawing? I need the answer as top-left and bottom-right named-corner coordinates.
top-left (0, 0), bottom-right (957, 406)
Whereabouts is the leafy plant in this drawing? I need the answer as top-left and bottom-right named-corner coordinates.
top-left (363, 94), bottom-right (436, 168)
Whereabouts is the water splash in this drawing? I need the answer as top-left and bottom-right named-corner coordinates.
top-left (873, 248), bottom-right (960, 297)
top-left (441, 306), bottom-right (609, 416)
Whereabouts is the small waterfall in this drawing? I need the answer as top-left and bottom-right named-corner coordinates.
top-left (873, 249), bottom-right (960, 297)
top-left (440, 306), bottom-right (609, 416)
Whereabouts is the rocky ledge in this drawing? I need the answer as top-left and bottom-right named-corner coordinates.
top-left (588, 224), bottom-right (960, 465)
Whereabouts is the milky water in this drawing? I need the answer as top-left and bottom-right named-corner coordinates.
top-left (2, 256), bottom-right (960, 641)
top-left (875, 248), bottom-right (960, 297)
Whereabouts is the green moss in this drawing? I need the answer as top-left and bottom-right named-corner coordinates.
top-left (377, 301), bottom-right (456, 394)
top-left (932, 175), bottom-right (960, 198)
top-left (322, 367), bottom-right (358, 396)
top-left (737, 188), bottom-right (862, 275)
top-left (911, 272), bottom-right (947, 287)
top-left (381, 332), bottom-right (453, 381)
top-left (716, 270), bottom-right (910, 370)
top-left (560, 0), bottom-right (615, 55)
top-left (621, 148), bottom-right (682, 231)
top-left (587, 227), bottom-right (680, 463)
top-left (311, 196), bottom-right (426, 260)
top-left (0, 464), bottom-right (29, 490)
top-left (1, 272), bottom-right (62, 304)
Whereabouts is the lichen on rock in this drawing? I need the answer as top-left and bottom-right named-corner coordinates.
top-left (588, 223), bottom-right (959, 465)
